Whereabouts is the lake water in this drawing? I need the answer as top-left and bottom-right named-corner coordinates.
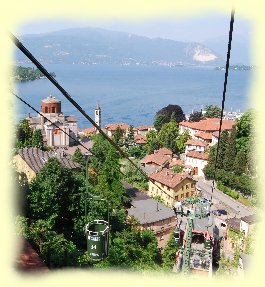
top-left (15, 64), bottom-right (253, 129)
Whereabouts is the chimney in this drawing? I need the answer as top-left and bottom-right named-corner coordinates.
top-left (28, 112), bottom-right (31, 119)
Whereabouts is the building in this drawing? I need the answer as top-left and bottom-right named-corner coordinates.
top-left (240, 215), bottom-right (256, 237)
top-left (185, 139), bottom-right (208, 153)
top-left (95, 103), bottom-right (101, 129)
top-left (135, 125), bottom-right (155, 136)
top-left (148, 168), bottom-right (196, 207)
top-left (28, 95), bottom-right (78, 147)
top-left (134, 134), bottom-right (147, 145)
top-left (140, 148), bottom-right (173, 174)
top-left (185, 151), bottom-right (209, 177)
top-left (125, 181), bottom-right (177, 248)
top-left (13, 147), bottom-right (81, 182)
top-left (105, 123), bottom-right (130, 138)
top-left (179, 118), bottom-right (235, 140)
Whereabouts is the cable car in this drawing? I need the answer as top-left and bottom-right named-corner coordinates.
top-left (85, 219), bottom-right (109, 260)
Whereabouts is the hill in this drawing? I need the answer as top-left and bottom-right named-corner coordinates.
top-left (15, 27), bottom-right (223, 66)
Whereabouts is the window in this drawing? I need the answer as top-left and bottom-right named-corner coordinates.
top-left (186, 192), bottom-right (189, 197)
top-left (152, 187), bottom-right (154, 191)
top-left (161, 184), bottom-right (164, 188)
top-left (186, 184), bottom-right (189, 189)
top-left (51, 107), bottom-right (55, 113)
top-left (45, 107), bottom-right (48, 113)
top-left (182, 186), bottom-right (184, 191)
top-left (175, 195), bottom-right (179, 201)
top-left (167, 186), bottom-right (170, 191)
top-left (181, 194), bottom-right (184, 198)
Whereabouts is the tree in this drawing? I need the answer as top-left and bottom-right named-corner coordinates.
top-left (126, 125), bottom-right (135, 147)
top-left (31, 129), bottom-right (44, 149)
top-left (162, 232), bottom-right (180, 270)
top-left (235, 110), bottom-right (254, 154)
top-left (154, 104), bottom-right (185, 131)
top-left (157, 121), bottom-right (179, 154)
top-left (154, 114), bottom-right (167, 131)
top-left (176, 130), bottom-right (191, 154)
top-left (146, 130), bottom-right (160, 154)
top-left (233, 150), bottom-right (247, 176)
top-left (189, 110), bottom-right (204, 122)
top-left (223, 127), bottom-right (237, 172)
top-left (216, 130), bottom-right (229, 170)
top-left (71, 147), bottom-right (86, 166)
top-left (112, 126), bottom-right (124, 146)
top-left (204, 105), bottom-right (221, 118)
top-left (127, 145), bottom-right (147, 159)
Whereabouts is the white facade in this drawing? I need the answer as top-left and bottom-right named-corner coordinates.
top-left (185, 156), bottom-right (208, 177)
top-left (185, 144), bottom-right (207, 154)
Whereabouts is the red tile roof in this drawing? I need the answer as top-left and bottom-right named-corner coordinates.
top-left (186, 151), bottom-right (209, 160)
top-left (105, 123), bottom-right (130, 131)
top-left (134, 135), bottom-right (147, 144)
top-left (212, 131), bottom-right (220, 138)
top-left (149, 168), bottom-right (193, 189)
top-left (82, 127), bottom-right (96, 135)
top-left (169, 159), bottom-right (185, 167)
top-left (194, 132), bottom-right (213, 140)
top-left (180, 118), bottom-right (235, 132)
top-left (185, 139), bottom-right (208, 147)
top-left (154, 147), bottom-right (173, 156)
top-left (136, 125), bottom-right (154, 131)
top-left (141, 153), bottom-right (169, 166)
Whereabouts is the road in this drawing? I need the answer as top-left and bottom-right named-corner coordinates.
top-left (197, 179), bottom-right (254, 218)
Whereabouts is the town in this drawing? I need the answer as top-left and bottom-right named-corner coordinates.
top-left (14, 95), bottom-right (256, 276)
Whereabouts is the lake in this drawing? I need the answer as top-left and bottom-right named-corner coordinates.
top-left (15, 64), bottom-right (253, 129)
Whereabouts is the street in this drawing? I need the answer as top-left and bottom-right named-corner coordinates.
top-left (197, 179), bottom-right (254, 218)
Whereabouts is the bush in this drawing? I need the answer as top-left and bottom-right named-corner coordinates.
top-left (217, 181), bottom-right (239, 199)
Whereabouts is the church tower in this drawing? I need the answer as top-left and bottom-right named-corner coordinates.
top-left (95, 103), bottom-right (101, 129)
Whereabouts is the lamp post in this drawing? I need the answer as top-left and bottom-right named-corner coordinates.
top-left (84, 152), bottom-right (90, 223)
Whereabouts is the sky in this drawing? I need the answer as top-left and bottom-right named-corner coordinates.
top-left (16, 12), bottom-right (252, 43)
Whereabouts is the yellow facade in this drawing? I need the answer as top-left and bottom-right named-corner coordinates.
top-left (13, 155), bottom-right (36, 182)
top-left (148, 177), bottom-right (196, 207)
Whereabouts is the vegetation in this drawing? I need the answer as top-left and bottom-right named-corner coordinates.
top-left (189, 110), bottom-right (204, 122)
top-left (12, 65), bottom-right (56, 81)
top-left (204, 105), bottom-right (221, 118)
top-left (16, 119), bottom-right (44, 150)
top-left (203, 110), bottom-right (256, 198)
top-left (154, 104), bottom-right (185, 131)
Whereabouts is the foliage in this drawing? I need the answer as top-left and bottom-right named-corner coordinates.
top-left (171, 165), bottom-right (184, 174)
top-left (223, 127), bottom-right (237, 172)
top-left (189, 110), bottom-right (204, 122)
top-left (112, 126), bottom-right (124, 146)
top-left (204, 105), bottom-right (221, 118)
top-left (102, 229), bottom-right (160, 270)
top-left (235, 109), bottom-right (254, 154)
top-left (12, 65), bottom-right (56, 81)
top-left (154, 105), bottom-right (185, 131)
top-left (126, 145), bottom-right (147, 159)
top-left (146, 130), bottom-right (160, 154)
top-left (216, 181), bottom-right (239, 199)
top-left (216, 130), bottom-right (229, 170)
top-left (123, 125), bottom-right (135, 148)
top-left (157, 121), bottom-right (179, 153)
top-left (71, 147), bottom-right (86, 167)
top-left (16, 119), bottom-right (44, 149)
top-left (123, 160), bottom-right (148, 190)
top-left (162, 233), bottom-right (180, 270)
top-left (176, 130), bottom-right (191, 153)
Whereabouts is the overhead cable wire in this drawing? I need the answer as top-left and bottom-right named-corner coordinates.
top-left (10, 32), bottom-right (149, 181)
top-left (210, 8), bottom-right (235, 199)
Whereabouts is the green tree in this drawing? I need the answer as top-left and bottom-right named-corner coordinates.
top-left (16, 119), bottom-right (33, 148)
top-left (126, 125), bottom-right (135, 147)
top-left (216, 130), bottom-right (229, 170)
top-left (157, 121), bottom-right (179, 154)
top-left (154, 114), bottom-right (167, 131)
top-left (235, 110), bottom-right (254, 154)
top-left (233, 149), bottom-right (247, 176)
top-left (155, 104), bottom-right (186, 125)
top-left (204, 105), bottom-right (221, 118)
top-left (127, 145), bottom-right (147, 159)
top-left (162, 232), bottom-right (180, 270)
top-left (146, 130), bottom-right (160, 154)
top-left (189, 110), bottom-right (204, 122)
top-left (223, 127), bottom-right (237, 172)
top-left (112, 126), bottom-right (124, 146)
top-left (176, 130), bottom-right (191, 153)
top-left (71, 147), bottom-right (86, 166)
top-left (31, 129), bottom-right (44, 149)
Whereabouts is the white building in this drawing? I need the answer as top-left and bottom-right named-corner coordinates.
top-left (185, 151), bottom-right (209, 177)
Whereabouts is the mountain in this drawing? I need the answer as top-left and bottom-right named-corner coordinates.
top-left (203, 34), bottom-right (252, 65)
top-left (15, 27), bottom-right (223, 66)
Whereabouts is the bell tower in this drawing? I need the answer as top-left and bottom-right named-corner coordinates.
top-left (95, 103), bottom-right (101, 129)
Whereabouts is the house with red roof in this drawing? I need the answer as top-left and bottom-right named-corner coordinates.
top-left (185, 151), bottom-right (209, 177)
top-left (179, 118), bottom-right (235, 143)
top-left (136, 125), bottom-right (155, 136)
top-left (148, 168), bottom-right (196, 207)
top-left (185, 139), bottom-right (208, 153)
top-left (105, 123), bottom-right (130, 137)
top-left (134, 134), bottom-right (147, 145)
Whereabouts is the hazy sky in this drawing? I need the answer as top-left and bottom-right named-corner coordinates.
top-left (17, 12), bottom-right (252, 43)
